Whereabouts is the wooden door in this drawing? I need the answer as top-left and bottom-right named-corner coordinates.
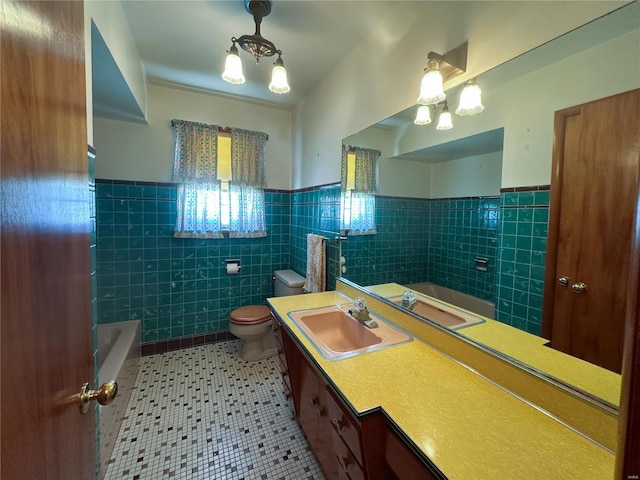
top-left (543, 89), bottom-right (640, 373)
top-left (1, 1), bottom-right (94, 479)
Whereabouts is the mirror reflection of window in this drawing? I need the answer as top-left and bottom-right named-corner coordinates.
top-left (340, 146), bottom-right (380, 235)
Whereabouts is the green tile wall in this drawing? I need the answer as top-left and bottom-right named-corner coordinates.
top-left (289, 188), bottom-right (498, 303)
top-left (290, 185), bottom-right (342, 290)
top-left (495, 189), bottom-right (550, 335)
top-left (427, 198), bottom-right (500, 302)
top-left (96, 179), bottom-right (549, 344)
top-left (339, 196), bottom-right (431, 286)
top-left (95, 180), bottom-right (291, 344)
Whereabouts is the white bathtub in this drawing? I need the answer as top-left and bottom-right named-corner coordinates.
top-left (404, 282), bottom-right (495, 319)
top-left (98, 320), bottom-right (140, 478)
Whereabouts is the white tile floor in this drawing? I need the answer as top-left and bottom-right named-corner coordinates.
top-left (103, 340), bottom-right (325, 480)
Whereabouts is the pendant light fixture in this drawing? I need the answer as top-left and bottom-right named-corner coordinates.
top-left (455, 78), bottom-right (484, 116)
top-left (222, 0), bottom-right (290, 94)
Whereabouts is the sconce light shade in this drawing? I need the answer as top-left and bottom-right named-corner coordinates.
top-left (269, 56), bottom-right (290, 94)
top-left (414, 105), bottom-right (432, 125)
top-left (222, 44), bottom-right (246, 84)
top-left (456, 79), bottom-right (484, 116)
top-left (436, 103), bottom-right (453, 130)
top-left (417, 59), bottom-right (446, 106)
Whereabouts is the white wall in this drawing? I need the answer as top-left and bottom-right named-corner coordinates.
top-left (391, 29), bottom-right (639, 188)
top-left (86, 0), bottom-right (147, 120)
top-left (430, 152), bottom-right (503, 199)
top-left (294, 1), bottom-right (629, 190)
top-left (94, 84), bottom-right (292, 188)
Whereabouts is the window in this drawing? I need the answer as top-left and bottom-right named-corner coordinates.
top-left (172, 120), bottom-right (268, 238)
top-left (340, 146), bottom-right (379, 235)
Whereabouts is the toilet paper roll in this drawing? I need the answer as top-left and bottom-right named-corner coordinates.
top-left (226, 263), bottom-right (240, 274)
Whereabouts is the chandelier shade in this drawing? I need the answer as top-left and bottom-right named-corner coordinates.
top-left (269, 55), bottom-right (290, 93)
top-left (222, 43), bottom-right (246, 84)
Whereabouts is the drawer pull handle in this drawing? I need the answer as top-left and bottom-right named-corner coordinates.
top-left (336, 454), bottom-right (349, 470)
top-left (331, 417), bottom-right (343, 435)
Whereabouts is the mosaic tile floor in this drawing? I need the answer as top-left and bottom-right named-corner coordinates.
top-left (104, 340), bottom-right (326, 480)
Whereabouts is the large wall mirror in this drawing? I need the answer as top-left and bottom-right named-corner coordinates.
top-left (339, 2), bottom-right (639, 411)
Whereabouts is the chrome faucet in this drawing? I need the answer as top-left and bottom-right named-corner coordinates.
top-left (348, 297), bottom-right (378, 328)
top-left (401, 290), bottom-right (418, 311)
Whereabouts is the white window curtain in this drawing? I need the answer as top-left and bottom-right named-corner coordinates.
top-left (340, 145), bottom-right (380, 235)
top-left (172, 120), bottom-right (223, 238)
top-left (171, 120), bottom-right (268, 239)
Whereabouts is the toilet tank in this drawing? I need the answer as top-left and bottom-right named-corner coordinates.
top-left (274, 269), bottom-right (305, 297)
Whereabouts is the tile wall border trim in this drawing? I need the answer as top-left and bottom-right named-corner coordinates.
top-left (500, 184), bottom-right (551, 193)
top-left (140, 330), bottom-right (237, 356)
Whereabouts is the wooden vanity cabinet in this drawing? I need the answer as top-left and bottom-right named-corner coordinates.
top-left (271, 312), bottom-right (298, 412)
top-left (384, 428), bottom-right (439, 480)
top-left (271, 312), bottom-right (439, 480)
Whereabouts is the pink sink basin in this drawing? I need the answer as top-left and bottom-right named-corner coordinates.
top-left (390, 294), bottom-right (485, 330)
top-left (287, 305), bottom-right (412, 360)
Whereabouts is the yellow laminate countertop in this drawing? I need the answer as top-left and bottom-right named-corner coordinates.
top-left (365, 283), bottom-right (621, 407)
top-left (268, 291), bottom-right (615, 480)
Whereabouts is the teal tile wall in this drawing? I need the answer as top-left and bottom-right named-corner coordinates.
top-left (290, 184), bottom-right (342, 290)
top-left (339, 196), bottom-right (431, 286)
top-left (96, 179), bottom-right (548, 343)
top-left (427, 198), bottom-right (499, 302)
top-left (95, 180), bottom-right (291, 344)
top-left (289, 188), bottom-right (498, 303)
top-left (495, 189), bottom-right (550, 335)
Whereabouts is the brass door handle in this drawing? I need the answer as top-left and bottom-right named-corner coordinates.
top-left (78, 381), bottom-right (118, 414)
top-left (558, 276), bottom-right (569, 286)
top-left (571, 282), bottom-right (588, 293)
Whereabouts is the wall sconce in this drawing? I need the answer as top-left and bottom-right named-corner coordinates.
top-left (222, 0), bottom-right (290, 94)
top-left (436, 102), bottom-right (453, 130)
top-left (416, 42), bottom-right (467, 106)
top-left (414, 105), bottom-right (432, 125)
top-left (414, 42), bottom-right (486, 130)
top-left (455, 78), bottom-right (484, 116)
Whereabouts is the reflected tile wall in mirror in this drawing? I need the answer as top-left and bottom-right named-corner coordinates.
top-left (496, 187), bottom-right (550, 335)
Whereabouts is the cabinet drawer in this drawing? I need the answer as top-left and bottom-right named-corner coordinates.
top-left (325, 386), bottom-right (363, 465)
top-left (385, 428), bottom-right (437, 480)
top-left (332, 429), bottom-right (365, 480)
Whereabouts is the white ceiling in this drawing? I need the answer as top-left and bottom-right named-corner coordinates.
top-left (108, 0), bottom-right (401, 112)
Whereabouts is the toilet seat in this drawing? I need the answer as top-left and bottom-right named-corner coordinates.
top-left (229, 305), bottom-right (271, 326)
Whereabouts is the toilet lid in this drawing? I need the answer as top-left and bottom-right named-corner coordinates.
top-left (229, 305), bottom-right (272, 325)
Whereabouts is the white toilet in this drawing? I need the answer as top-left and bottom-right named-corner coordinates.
top-left (229, 269), bottom-right (305, 362)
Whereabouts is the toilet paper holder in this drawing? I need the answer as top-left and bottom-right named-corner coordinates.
top-left (225, 259), bottom-right (241, 275)
top-left (474, 257), bottom-right (488, 272)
